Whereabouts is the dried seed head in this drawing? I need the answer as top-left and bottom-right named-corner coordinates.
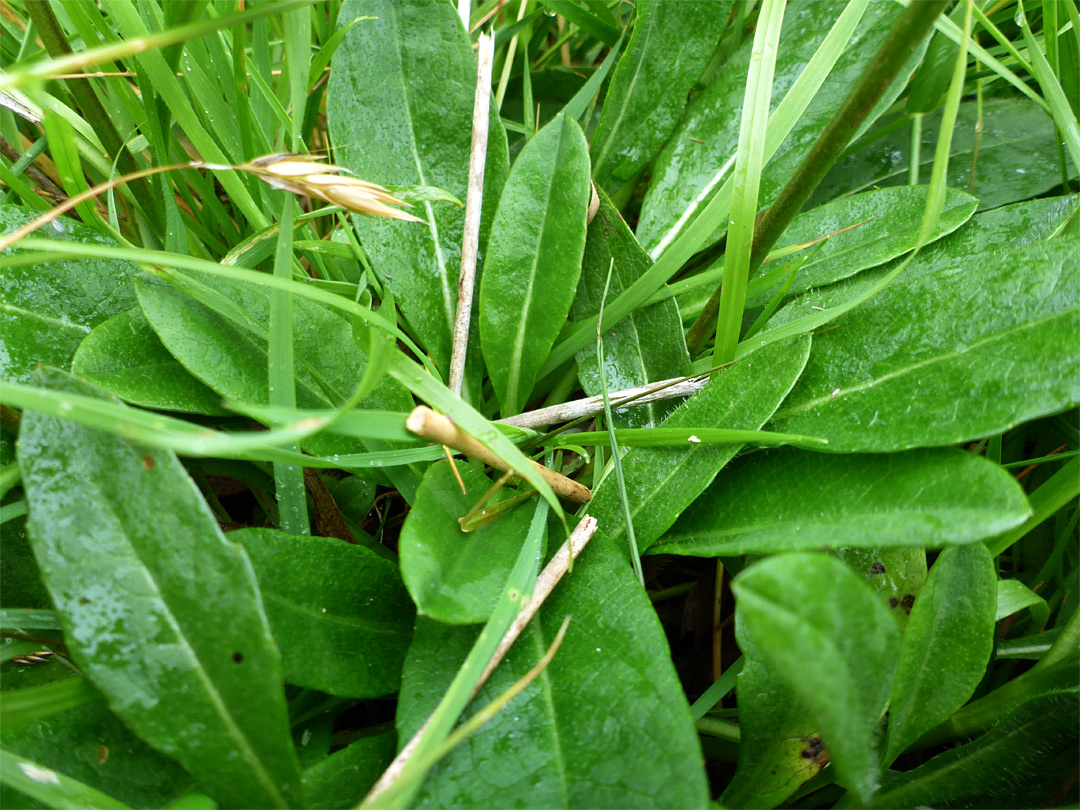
top-left (243, 154), bottom-right (424, 222)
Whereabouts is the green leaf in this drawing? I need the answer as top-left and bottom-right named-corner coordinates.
top-left (0, 678), bottom-right (101, 728)
top-left (1, 701), bottom-right (195, 808)
top-left (71, 309), bottom-right (228, 415)
top-left (1, 206), bottom-right (137, 385)
top-left (832, 547), bottom-right (927, 633)
top-left (326, 0), bottom-right (510, 392)
top-left (870, 688), bottom-right (1080, 809)
top-left (883, 544), bottom-right (997, 765)
top-left (303, 731), bottom-right (396, 810)
top-left (996, 578), bottom-right (1048, 623)
top-left (17, 369), bottom-right (302, 809)
top-left (721, 641), bottom-right (822, 809)
top-left (649, 448), bottom-right (1031, 556)
top-left (396, 532), bottom-right (709, 809)
top-left (571, 186), bottom-right (690, 428)
top-left (398, 461), bottom-right (538, 625)
top-left (812, 99), bottom-right (1077, 210)
top-left (589, 0), bottom-right (731, 196)
top-left (0, 748), bottom-right (132, 810)
top-left (586, 334), bottom-right (811, 554)
top-left (733, 553), bottom-right (900, 805)
top-left (766, 237), bottom-right (1080, 451)
top-left (637, 0), bottom-right (917, 256)
top-left (480, 114), bottom-right (590, 416)
top-left (233, 528), bottom-right (414, 698)
top-left (743, 185), bottom-right (977, 308)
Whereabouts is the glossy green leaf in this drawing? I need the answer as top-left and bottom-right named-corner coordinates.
top-left (589, 0), bottom-right (731, 196)
top-left (996, 578), bottom-right (1049, 623)
top-left (303, 731), bottom-right (395, 810)
top-left (326, 0), bottom-right (509, 392)
top-left (733, 553), bottom-right (900, 805)
top-left (721, 637), bottom-right (822, 809)
top-left (0, 748), bottom-right (131, 810)
top-left (649, 448), bottom-right (1031, 556)
top-left (766, 237), bottom-right (1080, 451)
top-left (586, 334), bottom-right (811, 554)
top-left (0, 207), bottom-right (137, 384)
top-left (812, 99), bottom-right (1077, 210)
top-left (637, 0), bottom-right (920, 256)
top-left (870, 688), bottom-right (1080, 809)
top-left (1, 701), bottom-right (195, 808)
top-left (743, 186), bottom-right (977, 308)
top-left (480, 114), bottom-right (590, 416)
top-left (17, 369), bottom-right (302, 809)
top-left (571, 186), bottom-right (690, 428)
top-left (398, 461), bottom-right (538, 625)
top-left (833, 547), bottom-right (927, 634)
top-left (71, 309), bottom-right (227, 415)
top-left (396, 532), bottom-right (709, 809)
top-left (883, 544), bottom-right (997, 765)
top-left (233, 528), bottom-right (414, 698)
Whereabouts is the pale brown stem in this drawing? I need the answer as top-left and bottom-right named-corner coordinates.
top-left (449, 32), bottom-right (494, 397)
top-left (405, 406), bottom-right (592, 503)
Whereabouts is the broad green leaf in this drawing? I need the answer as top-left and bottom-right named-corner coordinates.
top-left (812, 99), bottom-right (1077, 210)
top-left (870, 689), bottom-right (1080, 809)
top-left (589, 0), bottom-right (731, 197)
top-left (733, 553), bottom-right (900, 805)
top-left (480, 114), bottom-right (590, 416)
top-left (766, 237), bottom-right (1080, 451)
top-left (571, 186), bottom-right (690, 428)
top-left (586, 334), bottom-right (811, 554)
top-left (721, 637), bottom-right (822, 809)
top-left (1, 701), bottom-right (195, 808)
top-left (883, 544), bottom-right (997, 765)
top-left (832, 547), bottom-right (927, 634)
top-left (649, 448), bottom-right (1031, 556)
top-left (1, 207), bottom-right (137, 384)
top-left (326, 0), bottom-right (510, 394)
top-left (233, 529), bottom-right (414, 698)
top-left (303, 731), bottom-right (396, 810)
top-left (744, 186), bottom-right (977, 308)
top-left (133, 272), bottom-right (423, 499)
top-left (637, 0), bottom-right (920, 256)
top-left (71, 309), bottom-right (227, 415)
top-left (17, 369), bottom-right (302, 809)
top-left (398, 461), bottom-right (538, 625)
top-left (996, 578), bottom-right (1048, 623)
top-left (396, 532), bottom-right (708, 809)
top-left (0, 748), bottom-right (131, 810)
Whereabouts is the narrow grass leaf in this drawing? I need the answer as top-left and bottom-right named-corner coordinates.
top-left (0, 748), bottom-right (132, 810)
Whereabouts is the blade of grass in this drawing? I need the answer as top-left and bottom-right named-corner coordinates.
top-left (0, 749), bottom-right (131, 810)
top-left (713, 0), bottom-right (787, 365)
top-left (269, 197), bottom-right (308, 535)
top-left (597, 259), bottom-right (644, 585)
top-left (544, 427), bottom-right (827, 449)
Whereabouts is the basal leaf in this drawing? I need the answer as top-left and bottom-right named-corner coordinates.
top-left (233, 528), bottom-right (414, 698)
top-left (870, 689), bottom-right (1080, 809)
top-left (812, 98), bottom-right (1077, 210)
top-left (637, 0), bottom-right (921, 256)
top-left (1, 206), bottom-right (137, 385)
top-left (71, 309), bottom-right (227, 415)
top-left (832, 547), bottom-right (927, 634)
top-left (17, 369), bottom-right (302, 809)
top-left (396, 532), bottom-right (708, 809)
top-left (303, 731), bottom-right (396, 810)
top-left (572, 186), bottom-right (690, 428)
top-left (326, 0), bottom-right (509, 396)
top-left (766, 237), bottom-right (1080, 451)
top-left (586, 334), bottom-right (811, 555)
top-left (884, 544), bottom-right (997, 765)
top-left (649, 448), bottom-right (1031, 556)
top-left (398, 461), bottom-right (538, 625)
top-left (733, 553), bottom-right (900, 805)
top-left (480, 114), bottom-right (590, 416)
top-left (589, 0), bottom-right (731, 197)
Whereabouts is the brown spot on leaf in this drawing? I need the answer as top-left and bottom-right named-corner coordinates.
top-left (869, 562), bottom-right (886, 575)
top-left (901, 595), bottom-right (916, 614)
top-left (141, 456), bottom-right (155, 471)
top-left (800, 735), bottom-right (829, 769)
top-left (97, 746), bottom-right (109, 764)
top-left (888, 597), bottom-right (899, 608)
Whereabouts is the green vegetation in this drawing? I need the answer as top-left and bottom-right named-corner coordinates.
top-left (1, 0), bottom-right (1077, 807)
